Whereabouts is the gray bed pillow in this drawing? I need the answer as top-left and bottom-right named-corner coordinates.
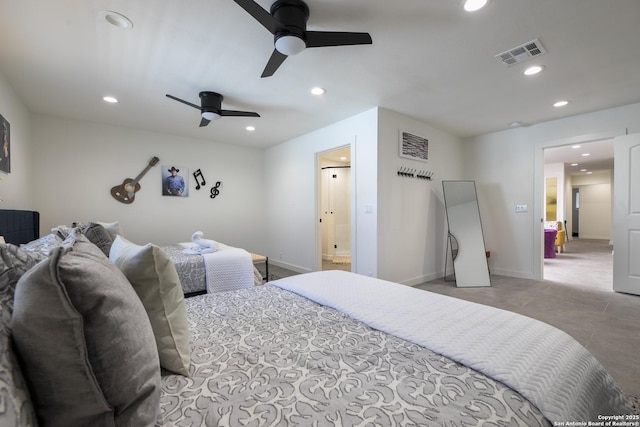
top-left (11, 233), bottom-right (161, 427)
top-left (81, 222), bottom-right (114, 257)
top-left (0, 244), bottom-right (42, 427)
top-left (96, 220), bottom-right (122, 240)
top-left (110, 235), bottom-right (191, 376)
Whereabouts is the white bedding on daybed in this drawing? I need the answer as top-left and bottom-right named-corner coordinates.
top-left (179, 242), bottom-right (254, 293)
top-left (272, 270), bottom-right (632, 423)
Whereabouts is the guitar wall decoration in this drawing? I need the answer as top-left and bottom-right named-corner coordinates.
top-left (110, 156), bottom-right (159, 204)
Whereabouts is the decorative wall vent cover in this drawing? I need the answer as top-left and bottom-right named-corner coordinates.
top-left (495, 38), bottom-right (546, 66)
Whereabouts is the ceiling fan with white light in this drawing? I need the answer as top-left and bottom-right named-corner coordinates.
top-left (165, 92), bottom-right (260, 127)
top-left (231, 0), bottom-right (373, 77)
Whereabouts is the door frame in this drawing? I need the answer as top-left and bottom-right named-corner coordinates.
top-left (315, 144), bottom-right (354, 272)
top-left (533, 128), bottom-right (626, 280)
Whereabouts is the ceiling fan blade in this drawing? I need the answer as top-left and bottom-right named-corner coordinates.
top-left (231, 0), bottom-right (283, 34)
top-left (261, 49), bottom-right (288, 78)
top-left (305, 31), bottom-right (372, 48)
top-left (166, 94), bottom-right (201, 110)
top-left (199, 117), bottom-right (211, 127)
top-left (220, 110), bottom-right (260, 117)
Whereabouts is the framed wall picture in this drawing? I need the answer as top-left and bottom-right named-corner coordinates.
top-left (162, 165), bottom-right (189, 197)
top-left (0, 114), bottom-right (10, 174)
top-left (399, 129), bottom-right (429, 162)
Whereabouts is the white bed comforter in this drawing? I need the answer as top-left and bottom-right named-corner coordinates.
top-left (202, 244), bottom-right (254, 293)
top-left (271, 270), bottom-right (632, 423)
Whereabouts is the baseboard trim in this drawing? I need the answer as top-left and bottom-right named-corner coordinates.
top-left (489, 268), bottom-right (536, 280)
top-left (269, 259), bottom-right (312, 274)
top-left (399, 272), bottom-right (442, 287)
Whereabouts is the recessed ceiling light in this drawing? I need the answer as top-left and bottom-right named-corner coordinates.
top-left (586, 171), bottom-right (593, 174)
top-left (100, 11), bottom-right (133, 30)
top-left (553, 100), bottom-right (569, 107)
top-left (580, 169), bottom-right (587, 172)
top-left (310, 87), bottom-right (326, 96)
top-left (524, 65), bottom-right (545, 76)
top-left (572, 145), bottom-right (581, 149)
top-left (103, 96), bottom-right (118, 103)
top-left (246, 126), bottom-right (256, 132)
top-left (463, 0), bottom-right (489, 12)
top-left (571, 163), bottom-right (578, 166)
top-left (509, 121), bottom-right (522, 128)
top-left (581, 153), bottom-right (590, 157)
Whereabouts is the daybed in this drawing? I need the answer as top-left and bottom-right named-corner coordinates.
top-left (0, 213), bottom-right (635, 426)
top-left (159, 240), bottom-right (261, 296)
top-left (16, 217), bottom-right (262, 296)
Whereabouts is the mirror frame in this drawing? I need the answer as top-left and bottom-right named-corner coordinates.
top-left (442, 180), bottom-right (491, 287)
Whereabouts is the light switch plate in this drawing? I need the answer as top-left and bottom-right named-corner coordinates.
top-left (515, 204), bottom-right (528, 213)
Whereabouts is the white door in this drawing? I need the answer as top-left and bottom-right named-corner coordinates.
top-left (332, 168), bottom-right (351, 257)
top-left (320, 168), bottom-right (334, 260)
top-left (613, 133), bottom-right (640, 295)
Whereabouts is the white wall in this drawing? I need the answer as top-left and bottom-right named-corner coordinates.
top-left (573, 170), bottom-right (612, 240)
top-left (264, 108), bottom-right (378, 276)
top-left (377, 109), bottom-right (464, 284)
top-left (462, 128), bottom-right (540, 278)
top-left (10, 67), bottom-right (638, 284)
top-left (0, 71), bottom-right (34, 209)
top-left (264, 107), bottom-right (464, 284)
top-left (30, 114), bottom-right (266, 251)
top-left (465, 102), bottom-right (640, 279)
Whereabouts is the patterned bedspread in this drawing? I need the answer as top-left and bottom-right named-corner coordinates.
top-left (161, 245), bottom-right (261, 295)
top-left (158, 285), bottom-right (549, 426)
top-left (161, 245), bottom-right (206, 294)
top-left (273, 271), bottom-right (632, 423)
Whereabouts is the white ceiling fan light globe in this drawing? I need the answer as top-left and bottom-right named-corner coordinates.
top-left (463, 0), bottom-right (489, 12)
top-left (275, 35), bottom-right (306, 56)
top-left (202, 111), bottom-right (221, 121)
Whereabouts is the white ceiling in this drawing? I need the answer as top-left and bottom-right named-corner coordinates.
top-left (1, 0), bottom-right (639, 152)
top-left (544, 139), bottom-right (614, 176)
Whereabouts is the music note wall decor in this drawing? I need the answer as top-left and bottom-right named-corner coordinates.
top-left (193, 169), bottom-right (206, 190)
top-left (210, 181), bottom-right (221, 199)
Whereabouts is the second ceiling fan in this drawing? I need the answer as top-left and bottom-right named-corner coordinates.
top-left (231, 0), bottom-right (373, 77)
top-left (166, 92), bottom-right (260, 127)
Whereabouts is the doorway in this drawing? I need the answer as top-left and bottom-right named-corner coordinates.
top-left (572, 188), bottom-right (579, 237)
top-left (318, 146), bottom-right (351, 272)
top-left (542, 139), bottom-right (614, 289)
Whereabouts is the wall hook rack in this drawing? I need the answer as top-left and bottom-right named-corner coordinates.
top-left (398, 167), bottom-right (433, 181)
top-left (397, 167), bottom-right (415, 178)
top-left (416, 170), bottom-right (433, 180)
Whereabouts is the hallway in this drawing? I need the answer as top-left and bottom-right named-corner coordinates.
top-left (544, 238), bottom-right (613, 291)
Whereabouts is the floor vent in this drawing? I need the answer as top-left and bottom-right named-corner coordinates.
top-left (495, 38), bottom-right (546, 66)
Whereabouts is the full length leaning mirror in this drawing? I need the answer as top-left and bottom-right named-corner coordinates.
top-left (442, 180), bottom-right (491, 287)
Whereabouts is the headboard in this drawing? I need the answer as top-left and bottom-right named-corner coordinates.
top-left (0, 209), bottom-right (40, 244)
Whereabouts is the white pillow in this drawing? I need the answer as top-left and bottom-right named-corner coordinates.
top-left (109, 235), bottom-right (191, 376)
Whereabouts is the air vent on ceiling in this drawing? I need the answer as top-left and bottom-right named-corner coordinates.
top-left (495, 38), bottom-right (546, 67)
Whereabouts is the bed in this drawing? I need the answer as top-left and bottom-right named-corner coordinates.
top-left (157, 271), bottom-right (634, 425)
top-left (0, 209), bottom-right (39, 244)
top-left (2, 210), bottom-right (260, 296)
top-left (160, 242), bottom-right (260, 296)
top-left (0, 210), bottom-right (636, 426)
